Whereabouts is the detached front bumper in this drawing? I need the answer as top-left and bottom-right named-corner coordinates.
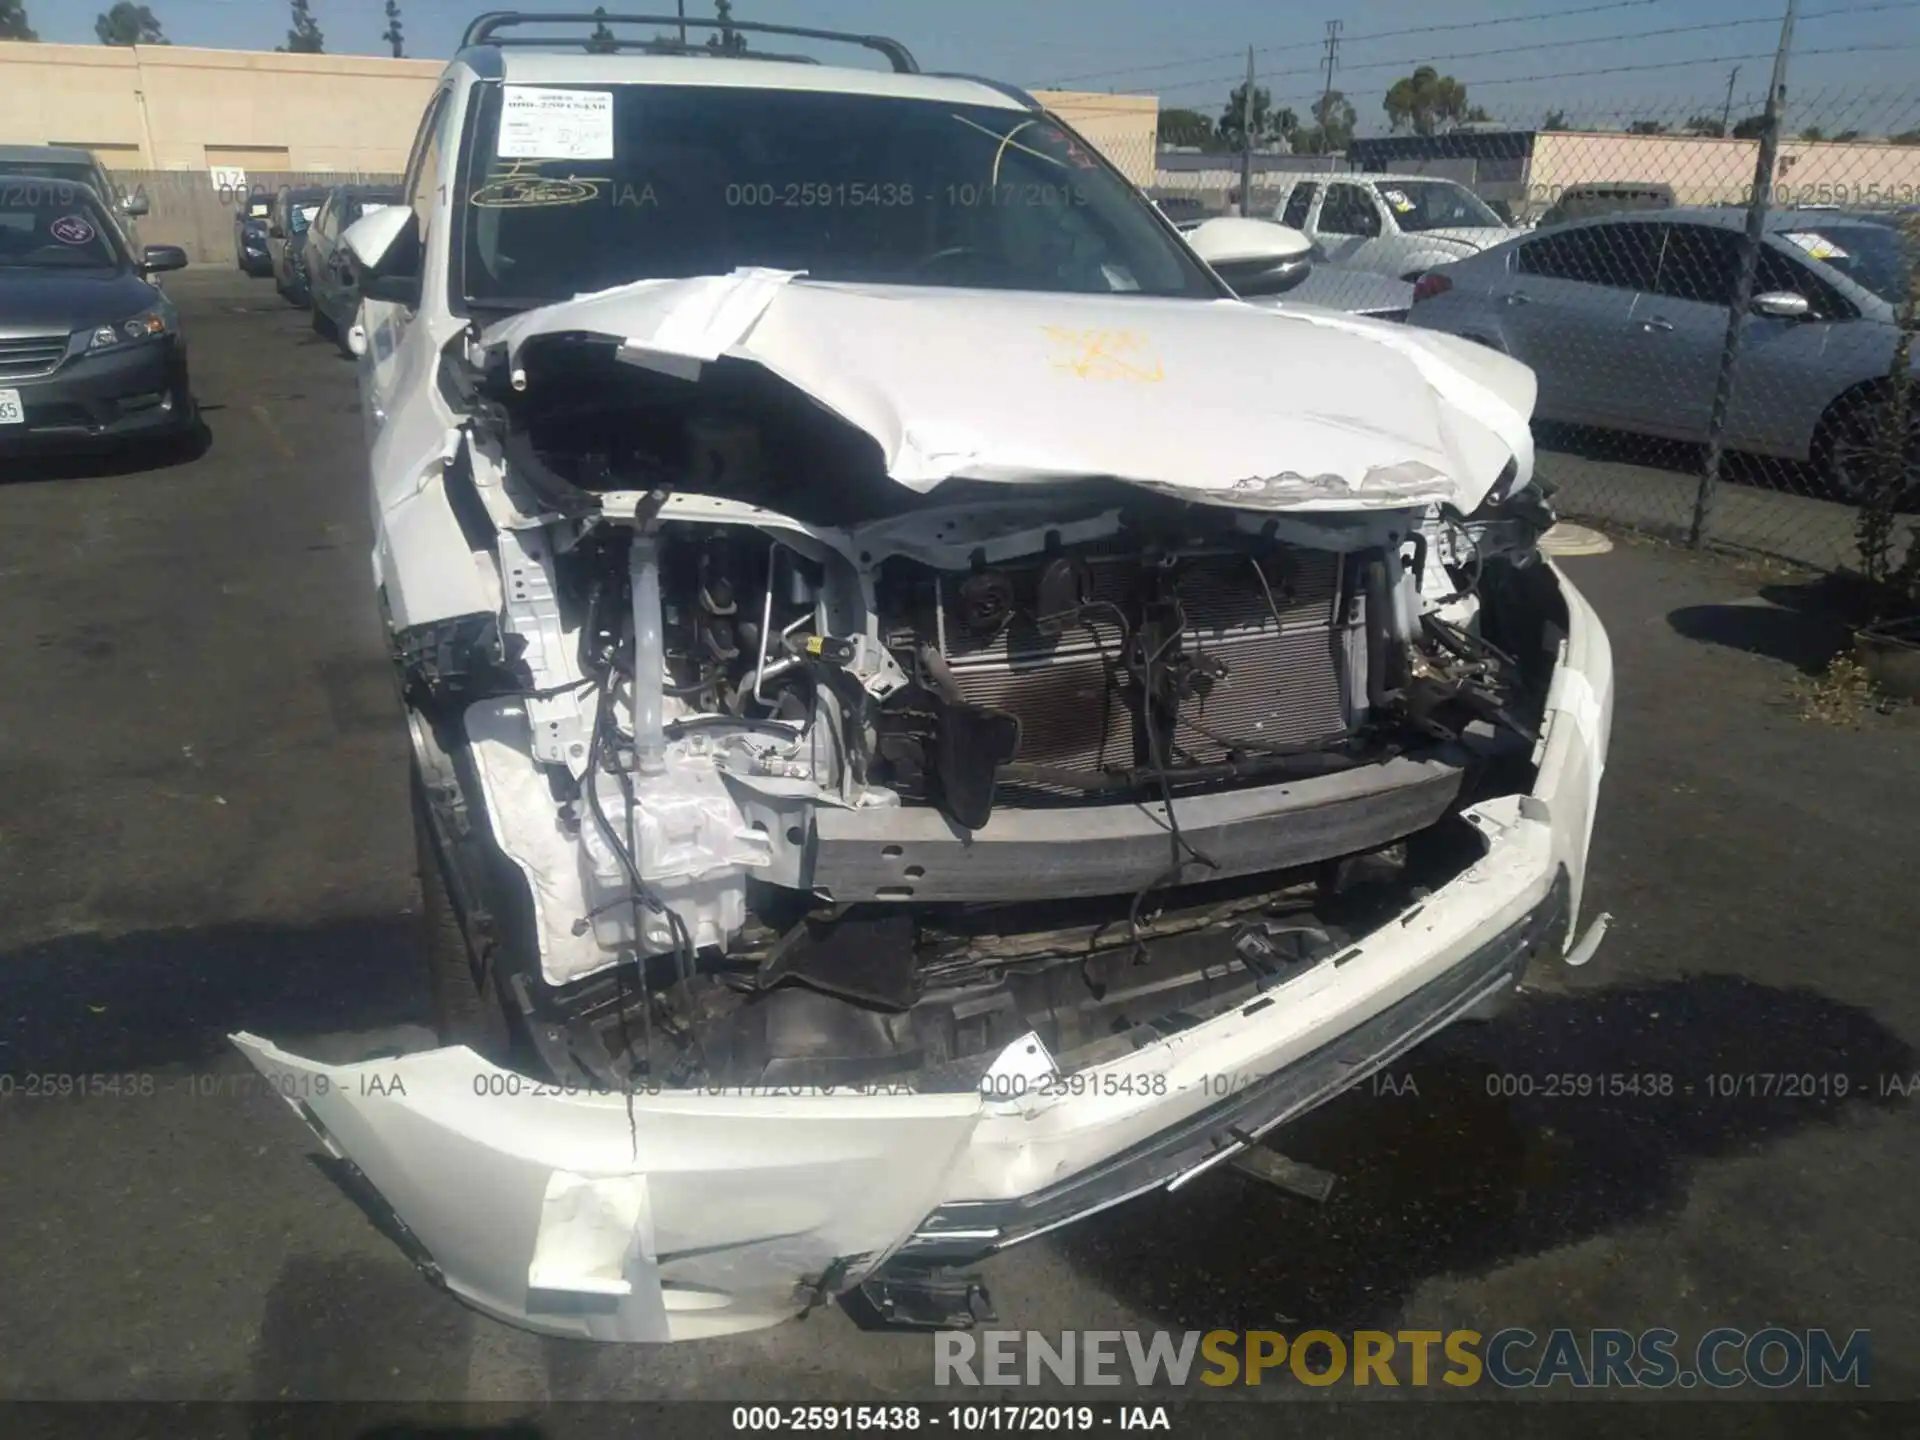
top-left (234, 562), bottom-right (1612, 1343)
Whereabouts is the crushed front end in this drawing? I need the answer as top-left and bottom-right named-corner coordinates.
top-left (237, 276), bottom-right (1612, 1341)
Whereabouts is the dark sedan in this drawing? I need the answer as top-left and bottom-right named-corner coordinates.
top-left (235, 196), bottom-right (274, 276)
top-left (268, 185), bottom-right (331, 305)
top-left (0, 176), bottom-right (196, 455)
top-left (303, 185), bottom-right (403, 357)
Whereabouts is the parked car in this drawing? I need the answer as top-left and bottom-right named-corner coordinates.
top-left (1179, 216), bottom-right (1414, 318)
top-left (234, 12), bottom-right (1613, 1346)
top-left (235, 196), bottom-right (274, 276)
top-left (302, 184), bottom-right (404, 355)
top-left (0, 144), bottom-right (149, 253)
top-left (1273, 172), bottom-right (1524, 281)
top-left (1406, 207), bottom-right (1918, 502)
top-left (267, 184), bottom-right (330, 304)
top-left (0, 175), bottom-right (194, 454)
top-left (1152, 194), bottom-right (1214, 226)
top-left (1535, 182), bottom-right (1675, 229)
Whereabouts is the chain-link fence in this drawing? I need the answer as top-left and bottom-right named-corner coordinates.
top-left (1058, 81), bottom-right (1919, 577)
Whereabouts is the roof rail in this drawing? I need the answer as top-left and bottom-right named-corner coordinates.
top-left (926, 73), bottom-right (1040, 109)
top-left (459, 12), bottom-right (918, 73)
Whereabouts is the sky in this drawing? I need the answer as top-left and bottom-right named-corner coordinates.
top-left (20, 0), bottom-right (1920, 136)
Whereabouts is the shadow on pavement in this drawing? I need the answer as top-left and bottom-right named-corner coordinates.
top-left (1666, 600), bottom-right (1853, 673)
top-left (1052, 974), bottom-right (1915, 1333)
top-left (0, 915), bottom-right (428, 1074)
top-left (0, 418), bottom-right (212, 484)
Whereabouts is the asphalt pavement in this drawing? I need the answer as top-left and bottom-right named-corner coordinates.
top-left (2, 271), bottom-right (1918, 1429)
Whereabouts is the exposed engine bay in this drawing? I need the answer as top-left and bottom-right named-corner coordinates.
top-left (398, 325), bottom-right (1563, 1099)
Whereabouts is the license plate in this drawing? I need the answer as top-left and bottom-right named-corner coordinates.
top-left (0, 389), bottom-right (22, 425)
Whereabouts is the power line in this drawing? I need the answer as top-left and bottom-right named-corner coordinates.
top-left (1390, 40), bottom-right (1920, 92)
top-left (1275, 1), bottom-right (1920, 85)
top-left (1044, 0), bottom-right (1667, 86)
top-left (1146, 2), bottom-right (1919, 101)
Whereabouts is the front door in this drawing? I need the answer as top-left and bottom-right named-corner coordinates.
top-left (1312, 181), bottom-right (1385, 271)
top-left (1494, 220), bottom-right (1663, 428)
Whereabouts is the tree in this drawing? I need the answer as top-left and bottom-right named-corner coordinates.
top-left (1682, 115), bottom-right (1726, 137)
top-left (1304, 90), bottom-right (1356, 153)
top-left (1798, 125), bottom-right (1826, 143)
top-left (706, 0), bottom-right (746, 54)
top-left (0, 0), bottom-right (37, 41)
top-left (95, 2), bottom-right (165, 44)
top-left (278, 0), bottom-right (323, 53)
top-left (1731, 113), bottom-right (1769, 140)
top-left (1157, 107), bottom-right (1215, 148)
top-left (1834, 129), bottom-right (1862, 142)
top-left (1891, 128), bottom-right (1920, 146)
top-left (1383, 66), bottom-right (1470, 136)
top-left (382, 0), bottom-right (402, 57)
top-left (1218, 82), bottom-right (1278, 150)
top-left (1626, 120), bottom-right (1670, 136)
top-left (586, 6), bottom-right (617, 53)
top-left (1541, 109), bottom-right (1570, 131)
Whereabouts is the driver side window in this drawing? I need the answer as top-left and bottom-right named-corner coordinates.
top-left (1320, 183), bottom-right (1381, 237)
top-left (394, 87), bottom-right (452, 278)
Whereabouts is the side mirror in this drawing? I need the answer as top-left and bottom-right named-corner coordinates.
top-left (121, 191), bottom-right (150, 218)
top-left (344, 204), bottom-right (423, 309)
top-left (268, 223), bottom-right (285, 239)
top-left (343, 204), bottom-right (416, 272)
top-left (1183, 216), bottom-right (1315, 297)
top-left (346, 321), bottom-right (369, 358)
top-left (1752, 290), bottom-right (1812, 320)
top-left (140, 244), bottom-right (189, 274)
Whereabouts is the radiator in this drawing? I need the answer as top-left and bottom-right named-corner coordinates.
top-left (931, 549), bottom-right (1358, 798)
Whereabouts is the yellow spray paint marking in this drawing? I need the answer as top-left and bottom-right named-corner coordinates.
top-left (1042, 327), bottom-right (1165, 383)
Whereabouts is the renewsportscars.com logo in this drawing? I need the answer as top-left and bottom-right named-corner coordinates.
top-left (933, 1327), bottom-right (1871, 1389)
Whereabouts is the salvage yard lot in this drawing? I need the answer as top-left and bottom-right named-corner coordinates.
top-left (1, 270), bottom-right (1918, 1416)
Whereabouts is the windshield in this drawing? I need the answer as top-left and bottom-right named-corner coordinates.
top-left (0, 181), bottom-right (123, 271)
top-left (456, 83), bottom-right (1217, 309)
top-left (1376, 180), bottom-right (1505, 233)
top-left (1779, 223), bottom-right (1911, 306)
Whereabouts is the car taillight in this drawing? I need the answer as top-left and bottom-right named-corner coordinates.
top-left (1412, 272), bottom-right (1453, 304)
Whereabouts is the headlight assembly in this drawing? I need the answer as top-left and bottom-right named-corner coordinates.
top-left (72, 305), bottom-right (174, 355)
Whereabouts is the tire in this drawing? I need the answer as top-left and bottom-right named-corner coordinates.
top-left (311, 302), bottom-right (336, 341)
top-left (1816, 391), bottom-right (1920, 507)
top-left (412, 766), bottom-right (515, 1059)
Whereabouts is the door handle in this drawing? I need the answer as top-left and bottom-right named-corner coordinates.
top-left (1639, 317), bottom-right (1674, 333)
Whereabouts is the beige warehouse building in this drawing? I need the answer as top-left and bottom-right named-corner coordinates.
top-left (0, 41), bottom-right (444, 172)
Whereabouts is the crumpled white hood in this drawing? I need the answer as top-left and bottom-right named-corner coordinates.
top-left (483, 269), bottom-right (1536, 513)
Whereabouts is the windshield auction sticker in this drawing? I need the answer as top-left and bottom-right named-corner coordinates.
top-left (50, 214), bottom-right (96, 245)
top-left (497, 86), bottom-right (615, 161)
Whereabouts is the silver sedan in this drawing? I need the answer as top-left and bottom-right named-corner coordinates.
top-left (1405, 207), bottom-right (1916, 501)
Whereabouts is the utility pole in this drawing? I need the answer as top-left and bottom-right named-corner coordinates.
top-left (1318, 20), bottom-right (1342, 154)
top-left (677, 0), bottom-right (687, 46)
top-left (1691, 1), bottom-right (1796, 549)
top-left (1239, 46), bottom-right (1255, 216)
top-left (1720, 64), bottom-right (1741, 135)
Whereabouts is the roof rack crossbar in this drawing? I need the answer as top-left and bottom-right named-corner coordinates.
top-left (459, 12), bottom-right (919, 73)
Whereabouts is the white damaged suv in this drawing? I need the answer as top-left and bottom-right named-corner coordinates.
top-left (233, 13), bottom-right (1614, 1343)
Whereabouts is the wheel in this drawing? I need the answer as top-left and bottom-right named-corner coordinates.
top-left (311, 302), bottom-right (336, 340)
top-left (1815, 391), bottom-right (1919, 506)
top-left (412, 766), bottom-right (515, 1059)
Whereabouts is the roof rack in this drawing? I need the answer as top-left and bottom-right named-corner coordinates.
top-left (459, 11), bottom-right (919, 73)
